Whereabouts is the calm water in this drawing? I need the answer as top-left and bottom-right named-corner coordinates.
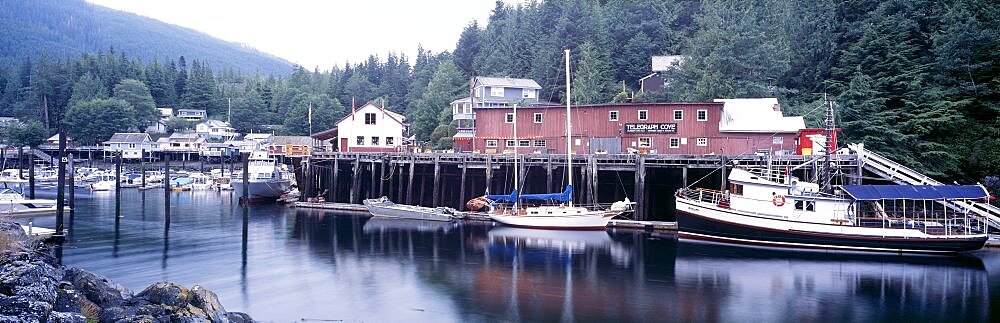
top-left (21, 188), bottom-right (999, 322)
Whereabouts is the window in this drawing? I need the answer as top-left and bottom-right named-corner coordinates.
top-left (772, 137), bottom-right (784, 145)
top-left (356, 136), bottom-right (364, 145)
top-left (795, 200), bottom-right (816, 212)
top-left (364, 113), bottom-right (377, 125)
top-left (519, 140), bottom-right (530, 147)
top-left (638, 137), bottom-right (651, 148)
top-left (522, 88), bottom-right (536, 99)
top-left (506, 140), bottom-right (516, 147)
top-left (696, 138), bottom-right (708, 146)
top-left (475, 87), bottom-right (483, 97)
top-left (673, 110), bottom-right (683, 120)
top-left (505, 113), bottom-right (514, 123)
top-left (697, 109), bottom-right (708, 121)
top-left (533, 140), bottom-right (546, 147)
top-left (729, 183), bottom-right (743, 196)
top-left (609, 110), bottom-right (619, 121)
top-left (463, 103), bottom-right (472, 114)
top-left (669, 138), bottom-right (680, 148)
top-left (486, 140), bottom-right (498, 147)
top-left (533, 113), bottom-right (542, 123)
top-left (491, 86), bottom-right (504, 96)
top-left (638, 110), bottom-right (648, 120)
top-left (371, 136), bottom-right (380, 145)
top-left (386, 137), bottom-right (394, 146)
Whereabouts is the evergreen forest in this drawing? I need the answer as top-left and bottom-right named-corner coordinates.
top-left (0, 0), bottom-right (997, 185)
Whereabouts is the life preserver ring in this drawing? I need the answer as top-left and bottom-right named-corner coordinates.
top-left (772, 195), bottom-right (786, 207)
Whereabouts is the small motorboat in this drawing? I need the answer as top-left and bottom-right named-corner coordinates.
top-left (363, 196), bottom-right (460, 222)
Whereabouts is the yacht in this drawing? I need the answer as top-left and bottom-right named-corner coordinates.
top-left (232, 151), bottom-right (293, 202)
top-left (90, 174), bottom-right (117, 191)
top-left (0, 178), bottom-right (57, 216)
top-left (675, 167), bottom-right (990, 254)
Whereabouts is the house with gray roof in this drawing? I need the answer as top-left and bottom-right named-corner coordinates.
top-left (452, 76), bottom-right (547, 152)
top-left (103, 133), bottom-right (153, 160)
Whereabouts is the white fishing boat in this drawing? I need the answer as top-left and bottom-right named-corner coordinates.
top-left (480, 49), bottom-right (633, 230)
top-left (0, 179), bottom-right (57, 216)
top-left (232, 151), bottom-right (294, 202)
top-left (363, 196), bottom-right (458, 222)
top-left (189, 173), bottom-right (213, 190)
top-left (90, 174), bottom-right (117, 191)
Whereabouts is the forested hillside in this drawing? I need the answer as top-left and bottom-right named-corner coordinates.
top-left (0, 0), bottom-right (291, 75)
top-left (0, 0), bottom-right (996, 185)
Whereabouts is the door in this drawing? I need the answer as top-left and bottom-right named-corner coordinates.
top-left (589, 137), bottom-right (621, 154)
top-left (340, 138), bottom-right (349, 152)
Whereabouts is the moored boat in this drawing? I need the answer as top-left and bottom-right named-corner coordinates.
top-left (363, 196), bottom-right (459, 222)
top-left (232, 151), bottom-right (293, 202)
top-left (0, 179), bottom-right (58, 216)
top-left (675, 167), bottom-right (990, 254)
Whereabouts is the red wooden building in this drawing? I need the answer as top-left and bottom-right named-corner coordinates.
top-left (458, 98), bottom-right (805, 156)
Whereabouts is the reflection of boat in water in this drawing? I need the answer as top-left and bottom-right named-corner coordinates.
top-left (362, 216), bottom-right (458, 234)
top-left (674, 240), bottom-right (988, 322)
top-left (363, 196), bottom-right (458, 222)
top-left (488, 227), bottom-right (615, 253)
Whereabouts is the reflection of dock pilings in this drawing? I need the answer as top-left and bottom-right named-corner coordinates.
top-left (302, 153), bottom-right (859, 221)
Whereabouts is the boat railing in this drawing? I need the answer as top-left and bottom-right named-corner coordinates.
top-left (853, 210), bottom-right (988, 235)
top-left (679, 188), bottom-right (727, 205)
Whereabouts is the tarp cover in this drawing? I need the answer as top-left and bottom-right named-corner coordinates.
top-left (520, 185), bottom-right (573, 202)
top-left (486, 185), bottom-right (574, 203)
top-left (841, 185), bottom-right (987, 201)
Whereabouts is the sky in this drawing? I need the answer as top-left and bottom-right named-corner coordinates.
top-left (85, 0), bottom-right (520, 70)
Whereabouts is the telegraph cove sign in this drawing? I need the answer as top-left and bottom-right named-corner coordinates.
top-left (624, 123), bottom-right (678, 134)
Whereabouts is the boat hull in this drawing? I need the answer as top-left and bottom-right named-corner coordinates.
top-left (676, 201), bottom-right (987, 254)
top-left (0, 199), bottom-right (58, 217)
top-left (233, 179), bottom-right (293, 202)
top-left (363, 198), bottom-right (455, 222)
top-left (489, 213), bottom-right (615, 230)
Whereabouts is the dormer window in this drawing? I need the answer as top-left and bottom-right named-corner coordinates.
top-left (364, 113), bottom-right (377, 125)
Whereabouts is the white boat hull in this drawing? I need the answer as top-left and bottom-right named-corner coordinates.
top-left (0, 199), bottom-right (58, 216)
top-left (363, 197), bottom-right (456, 222)
top-left (489, 207), bottom-right (616, 230)
top-left (233, 179), bottom-right (293, 201)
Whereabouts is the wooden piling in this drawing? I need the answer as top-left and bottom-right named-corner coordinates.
top-left (28, 150), bottom-right (34, 199)
top-left (432, 156), bottom-right (441, 207)
top-left (485, 155), bottom-right (493, 195)
top-left (405, 156), bottom-right (415, 205)
top-left (115, 152), bottom-right (122, 220)
top-left (682, 165), bottom-right (689, 188)
top-left (459, 157), bottom-right (467, 207)
top-left (240, 153), bottom-right (249, 203)
top-left (68, 153), bottom-right (75, 210)
top-left (349, 156), bottom-right (360, 204)
top-left (140, 149), bottom-right (146, 188)
top-left (634, 156), bottom-right (646, 221)
top-left (379, 158), bottom-right (387, 197)
top-left (165, 154), bottom-right (172, 228)
top-left (55, 129), bottom-right (66, 236)
top-left (546, 156), bottom-right (553, 193)
top-left (589, 156), bottom-right (598, 205)
top-left (332, 158), bottom-right (339, 202)
top-left (369, 160), bottom-right (376, 199)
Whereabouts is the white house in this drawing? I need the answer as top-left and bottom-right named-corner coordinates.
top-left (146, 108), bottom-right (173, 134)
top-left (334, 103), bottom-right (408, 152)
top-left (176, 109), bottom-right (207, 121)
top-left (195, 119), bottom-right (238, 140)
top-left (103, 133), bottom-right (153, 160)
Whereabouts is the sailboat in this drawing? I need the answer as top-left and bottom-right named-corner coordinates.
top-left (481, 49), bottom-right (634, 230)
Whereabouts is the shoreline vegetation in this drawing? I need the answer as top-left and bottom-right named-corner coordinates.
top-left (0, 220), bottom-right (253, 322)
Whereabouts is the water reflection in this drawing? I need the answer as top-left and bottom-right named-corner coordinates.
top-left (45, 189), bottom-right (993, 322)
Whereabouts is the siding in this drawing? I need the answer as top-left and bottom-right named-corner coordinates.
top-left (471, 102), bottom-right (799, 155)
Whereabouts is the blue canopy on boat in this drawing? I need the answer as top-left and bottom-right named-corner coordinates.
top-left (841, 185), bottom-right (988, 201)
top-left (487, 189), bottom-right (519, 203)
top-left (520, 185), bottom-right (573, 202)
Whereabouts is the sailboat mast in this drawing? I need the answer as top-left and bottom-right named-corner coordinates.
top-left (513, 103), bottom-right (518, 209)
top-left (565, 49), bottom-right (573, 207)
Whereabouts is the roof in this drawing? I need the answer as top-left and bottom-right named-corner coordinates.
top-left (167, 132), bottom-right (202, 142)
top-left (271, 136), bottom-right (314, 146)
top-left (244, 133), bottom-right (273, 140)
top-left (651, 55), bottom-right (686, 72)
top-left (842, 185), bottom-right (988, 201)
top-left (198, 120), bottom-right (231, 128)
top-left (311, 127), bottom-right (338, 140)
top-left (475, 77), bottom-right (541, 90)
top-left (176, 109), bottom-right (206, 113)
top-left (715, 98), bottom-right (805, 133)
top-left (335, 103), bottom-right (407, 126)
top-left (106, 133), bottom-right (150, 143)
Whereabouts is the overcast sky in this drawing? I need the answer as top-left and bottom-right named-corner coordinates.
top-left (86, 0), bottom-right (519, 70)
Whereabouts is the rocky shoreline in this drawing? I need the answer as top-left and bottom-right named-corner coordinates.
top-left (0, 221), bottom-right (253, 322)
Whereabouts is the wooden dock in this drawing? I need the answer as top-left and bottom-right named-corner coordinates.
top-left (21, 224), bottom-right (58, 240)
